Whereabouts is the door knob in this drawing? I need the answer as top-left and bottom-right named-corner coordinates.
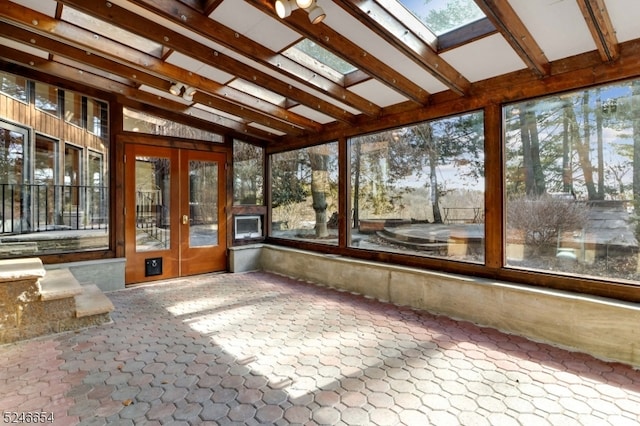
top-left (182, 215), bottom-right (189, 225)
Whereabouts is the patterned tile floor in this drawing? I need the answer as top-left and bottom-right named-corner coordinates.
top-left (1, 271), bottom-right (640, 425)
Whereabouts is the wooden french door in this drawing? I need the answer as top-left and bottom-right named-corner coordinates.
top-left (124, 144), bottom-right (227, 284)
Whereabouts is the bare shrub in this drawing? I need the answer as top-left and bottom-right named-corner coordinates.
top-left (507, 194), bottom-right (589, 255)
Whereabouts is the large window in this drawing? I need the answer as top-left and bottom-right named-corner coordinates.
top-left (0, 71), bottom-right (27, 103)
top-left (64, 91), bottom-right (82, 127)
top-left (349, 112), bottom-right (485, 262)
top-left (87, 98), bottom-right (108, 137)
top-left (233, 140), bottom-right (263, 205)
top-left (0, 72), bottom-right (110, 257)
top-left (34, 82), bottom-right (59, 116)
top-left (271, 142), bottom-right (339, 245)
top-left (504, 80), bottom-right (640, 282)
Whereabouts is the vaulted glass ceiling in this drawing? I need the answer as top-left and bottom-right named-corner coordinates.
top-left (283, 39), bottom-right (358, 85)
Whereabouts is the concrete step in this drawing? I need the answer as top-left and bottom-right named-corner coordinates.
top-left (39, 268), bottom-right (83, 301)
top-left (75, 284), bottom-right (114, 318)
top-left (0, 257), bottom-right (45, 282)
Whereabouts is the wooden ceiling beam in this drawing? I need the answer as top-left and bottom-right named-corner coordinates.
top-left (202, 0), bottom-right (225, 15)
top-left (438, 18), bottom-right (497, 52)
top-left (114, 0), bottom-right (381, 117)
top-left (247, 0), bottom-right (429, 105)
top-left (0, 23), bottom-right (158, 87)
top-left (176, 0), bottom-right (205, 13)
top-left (333, 0), bottom-right (471, 96)
top-left (52, 0), bottom-right (361, 124)
top-left (576, 0), bottom-right (619, 62)
top-left (0, 1), bottom-right (318, 135)
top-left (0, 46), bottom-right (274, 141)
top-left (474, 0), bottom-right (550, 77)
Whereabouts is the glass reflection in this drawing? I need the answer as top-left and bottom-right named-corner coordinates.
top-left (189, 160), bottom-right (218, 247)
top-left (135, 156), bottom-right (170, 252)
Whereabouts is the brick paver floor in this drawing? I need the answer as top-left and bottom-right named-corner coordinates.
top-left (1, 271), bottom-right (640, 425)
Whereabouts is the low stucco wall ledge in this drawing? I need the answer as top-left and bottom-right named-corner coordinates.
top-left (254, 244), bottom-right (640, 368)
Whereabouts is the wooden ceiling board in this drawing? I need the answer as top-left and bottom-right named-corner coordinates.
top-left (165, 51), bottom-right (206, 75)
top-left (211, 0), bottom-right (301, 52)
top-left (0, 37), bottom-right (49, 59)
top-left (8, 0), bottom-right (57, 18)
top-left (289, 104), bottom-right (336, 124)
top-left (286, 80), bottom-right (363, 116)
top-left (322, 0), bottom-right (448, 95)
top-left (605, 0), bottom-right (640, 43)
top-left (248, 121), bottom-right (287, 136)
top-left (54, 55), bottom-right (134, 86)
top-left (441, 34), bottom-right (526, 83)
top-left (194, 103), bottom-right (244, 122)
top-left (509, 0), bottom-right (596, 62)
top-left (195, 63), bottom-right (235, 86)
top-left (348, 78), bottom-right (410, 107)
top-left (389, 57), bottom-right (450, 95)
top-left (110, 0), bottom-right (230, 52)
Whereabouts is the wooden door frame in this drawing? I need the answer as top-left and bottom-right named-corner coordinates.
top-left (119, 134), bottom-right (231, 285)
top-left (179, 149), bottom-right (228, 275)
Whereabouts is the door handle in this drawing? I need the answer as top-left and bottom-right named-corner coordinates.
top-left (182, 215), bottom-right (189, 225)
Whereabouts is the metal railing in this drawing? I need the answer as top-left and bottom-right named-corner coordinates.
top-left (135, 190), bottom-right (169, 247)
top-left (1, 183), bottom-right (108, 234)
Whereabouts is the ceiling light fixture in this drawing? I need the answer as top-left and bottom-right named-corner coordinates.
top-left (275, 0), bottom-right (297, 18)
top-left (296, 0), bottom-right (314, 9)
top-left (307, 4), bottom-right (326, 24)
top-left (169, 82), bottom-right (184, 96)
top-left (183, 86), bottom-right (196, 102)
top-left (275, 0), bottom-right (325, 24)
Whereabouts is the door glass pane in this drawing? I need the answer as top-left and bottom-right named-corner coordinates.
top-left (0, 125), bottom-right (27, 233)
top-left (34, 135), bottom-right (57, 230)
top-left (63, 144), bottom-right (82, 229)
top-left (189, 160), bottom-right (218, 247)
top-left (88, 151), bottom-right (107, 228)
top-left (136, 156), bottom-right (170, 252)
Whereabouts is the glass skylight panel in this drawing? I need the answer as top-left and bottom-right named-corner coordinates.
top-left (283, 39), bottom-right (357, 84)
top-left (397, 0), bottom-right (485, 35)
top-left (294, 39), bottom-right (357, 74)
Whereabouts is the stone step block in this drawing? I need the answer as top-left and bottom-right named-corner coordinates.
top-left (75, 284), bottom-right (114, 318)
top-left (39, 268), bottom-right (83, 301)
top-left (0, 257), bottom-right (45, 282)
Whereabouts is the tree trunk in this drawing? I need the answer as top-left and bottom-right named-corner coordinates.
top-left (562, 103), bottom-right (572, 193)
top-left (309, 147), bottom-right (329, 238)
top-left (526, 109), bottom-right (546, 195)
top-left (519, 105), bottom-right (545, 196)
top-left (596, 88), bottom-right (605, 199)
top-left (413, 124), bottom-right (442, 223)
top-left (565, 96), bottom-right (597, 199)
top-left (352, 141), bottom-right (361, 229)
top-left (429, 151), bottom-right (443, 223)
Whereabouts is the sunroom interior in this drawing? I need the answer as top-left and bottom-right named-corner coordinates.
top-left (2, 0), bottom-right (640, 365)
